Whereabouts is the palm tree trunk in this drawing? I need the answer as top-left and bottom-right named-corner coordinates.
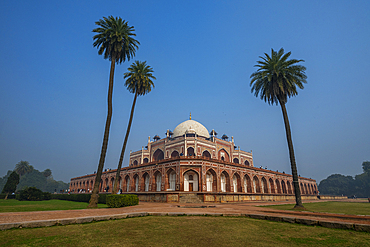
top-left (88, 57), bottom-right (116, 208)
top-left (4, 192), bottom-right (8, 200)
top-left (112, 91), bottom-right (138, 194)
top-left (279, 100), bottom-right (304, 209)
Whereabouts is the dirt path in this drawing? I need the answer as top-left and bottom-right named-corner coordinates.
top-left (0, 199), bottom-right (369, 227)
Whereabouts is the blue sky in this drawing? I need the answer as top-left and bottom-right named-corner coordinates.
top-left (0, 1), bottom-right (369, 184)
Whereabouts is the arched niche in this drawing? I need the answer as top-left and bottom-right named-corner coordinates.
top-left (153, 149), bottom-right (164, 161)
top-left (183, 170), bottom-right (199, 191)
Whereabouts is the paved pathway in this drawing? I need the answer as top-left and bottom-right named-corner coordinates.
top-left (1, 199), bottom-right (369, 232)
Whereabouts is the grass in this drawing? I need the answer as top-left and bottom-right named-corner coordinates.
top-left (0, 216), bottom-right (369, 246)
top-left (262, 201), bottom-right (370, 215)
top-left (0, 199), bottom-right (107, 213)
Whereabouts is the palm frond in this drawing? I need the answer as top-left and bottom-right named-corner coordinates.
top-left (250, 48), bottom-right (307, 105)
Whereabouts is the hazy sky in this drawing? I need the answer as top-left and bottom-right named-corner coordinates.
top-left (1, 1), bottom-right (369, 184)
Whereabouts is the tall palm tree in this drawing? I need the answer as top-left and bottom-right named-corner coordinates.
top-left (15, 161), bottom-right (33, 177)
top-left (112, 61), bottom-right (156, 194)
top-left (250, 48), bottom-right (307, 209)
top-left (88, 16), bottom-right (140, 208)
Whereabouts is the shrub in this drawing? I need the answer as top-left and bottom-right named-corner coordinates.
top-left (106, 194), bottom-right (139, 208)
top-left (42, 192), bottom-right (52, 200)
top-left (17, 187), bottom-right (44, 201)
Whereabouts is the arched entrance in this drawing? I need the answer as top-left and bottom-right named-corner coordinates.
top-left (232, 173), bottom-right (241, 192)
top-left (153, 171), bottom-right (162, 191)
top-left (142, 173), bottom-right (150, 192)
top-left (206, 169), bottom-right (217, 192)
top-left (220, 171), bottom-right (230, 192)
top-left (244, 174), bottom-right (252, 193)
top-left (184, 170), bottom-right (198, 191)
top-left (125, 175), bottom-right (130, 192)
top-left (253, 176), bottom-right (261, 193)
top-left (261, 177), bottom-right (268, 193)
top-left (133, 174), bottom-right (139, 192)
top-left (166, 169), bottom-right (176, 191)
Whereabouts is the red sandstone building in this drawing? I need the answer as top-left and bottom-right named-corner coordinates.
top-left (70, 117), bottom-right (318, 202)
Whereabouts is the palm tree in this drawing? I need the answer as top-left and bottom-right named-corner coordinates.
top-left (15, 161), bottom-right (33, 177)
top-left (88, 16), bottom-right (140, 208)
top-left (250, 48), bottom-right (307, 209)
top-left (112, 61), bottom-right (156, 194)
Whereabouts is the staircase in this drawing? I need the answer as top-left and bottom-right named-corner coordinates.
top-left (179, 193), bottom-right (203, 203)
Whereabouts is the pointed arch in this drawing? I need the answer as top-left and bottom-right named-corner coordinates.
top-left (202, 150), bottom-right (211, 159)
top-left (183, 169), bottom-right (199, 191)
top-left (153, 170), bottom-right (162, 191)
top-left (206, 168), bottom-right (217, 192)
top-left (287, 181), bottom-right (292, 194)
top-left (261, 177), bottom-right (268, 193)
top-left (153, 149), bottom-right (164, 161)
top-left (281, 180), bottom-right (287, 194)
top-left (233, 158), bottom-right (239, 164)
top-left (244, 174), bottom-right (252, 193)
top-left (124, 175), bottom-right (131, 192)
top-left (218, 149), bottom-right (230, 162)
top-left (187, 147), bottom-right (195, 156)
top-left (141, 172), bottom-right (150, 192)
top-left (269, 178), bottom-right (275, 193)
top-left (275, 179), bottom-right (281, 194)
top-left (253, 176), bottom-right (261, 193)
top-left (166, 168), bottom-right (176, 191)
top-left (232, 172), bottom-right (242, 192)
top-left (171, 150), bottom-right (179, 158)
top-left (220, 171), bottom-right (231, 192)
top-left (133, 174), bottom-right (139, 192)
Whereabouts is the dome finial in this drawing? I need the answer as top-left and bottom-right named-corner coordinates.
top-left (189, 112), bottom-right (191, 120)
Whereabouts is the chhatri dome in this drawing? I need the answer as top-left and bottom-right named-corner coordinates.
top-left (172, 113), bottom-right (210, 139)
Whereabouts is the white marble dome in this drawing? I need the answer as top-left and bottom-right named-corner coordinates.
top-left (173, 119), bottom-right (210, 138)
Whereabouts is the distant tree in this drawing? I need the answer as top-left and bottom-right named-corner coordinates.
top-left (112, 61), bottom-right (156, 194)
top-left (15, 161), bottom-right (33, 177)
top-left (42, 169), bottom-right (52, 178)
top-left (0, 171), bottom-right (13, 193)
top-left (2, 171), bottom-right (20, 199)
top-left (250, 48), bottom-right (307, 209)
top-left (362, 161), bottom-right (370, 175)
top-left (319, 161), bottom-right (370, 198)
top-left (17, 169), bottom-right (47, 191)
top-left (89, 16), bottom-right (140, 208)
top-left (318, 174), bottom-right (356, 196)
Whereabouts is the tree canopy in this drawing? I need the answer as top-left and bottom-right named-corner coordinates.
top-left (0, 161), bottom-right (69, 193)
top-left (1, 171), bottom-right (20, 199)
top-left (318, 161), bottom-right (370, 197)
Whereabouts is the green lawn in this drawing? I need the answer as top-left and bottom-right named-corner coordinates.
top-left (0, 199), bottom-right (107, 213)
top-left (0, 216), bottom-right (369, 246)
top-left (262, 201), bottom-right (370, 215)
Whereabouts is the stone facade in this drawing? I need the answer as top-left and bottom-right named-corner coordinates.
top-left (70, 118), bottom-right (317, 202)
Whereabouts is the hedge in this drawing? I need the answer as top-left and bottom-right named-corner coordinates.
top-left (51, 193), bottom-right (107, 204)
top-left (106, 194), bottom-right (139, 208)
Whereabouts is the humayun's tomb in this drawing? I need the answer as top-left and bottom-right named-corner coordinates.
top-left (70, 116), bottom-right (318, 203)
